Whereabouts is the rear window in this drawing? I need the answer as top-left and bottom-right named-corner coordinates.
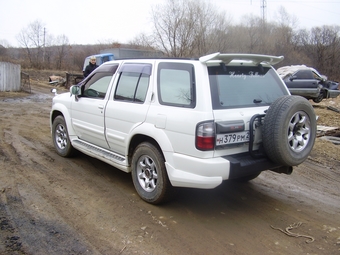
top-left (114, 63), bottom-right (151, 103)
top-left (208, 65), bottom-right (288, 109)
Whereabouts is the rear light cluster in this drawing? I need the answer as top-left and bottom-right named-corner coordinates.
top-left (196, 121), bottom-right (215, 150)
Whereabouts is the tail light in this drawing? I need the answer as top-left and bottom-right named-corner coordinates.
top-left (196, 121), bottom-right (215, 150)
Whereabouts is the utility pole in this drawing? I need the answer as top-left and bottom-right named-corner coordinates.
top-left (43, 27), bottom-right (46, 63)
top-left (260, 0), bottom-right (267, 23)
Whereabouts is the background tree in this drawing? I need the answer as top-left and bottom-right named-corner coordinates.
top-left (0, 39), bottom-right (11, 48)
top-left (150, 0), bottom-right (229, 57)
top-left (5, 2), bottom-right (340, 80)
top-left (16, 20), bottom-right (46, 68)
top-left (54, 34), bottom-right (70, 70)
top-left (296, 25), bottom-right (340, 79)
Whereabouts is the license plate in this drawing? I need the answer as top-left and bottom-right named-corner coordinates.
top-left (216, 131), bottom-right (250, 145)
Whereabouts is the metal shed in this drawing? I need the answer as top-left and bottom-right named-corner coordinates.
top-left (0, 62), bottom-right (21, 91)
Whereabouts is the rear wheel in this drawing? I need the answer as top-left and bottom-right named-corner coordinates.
top-left (131, 142), bottom-right (173, 204)
top-left (262, 96), bottom-right (316, 166)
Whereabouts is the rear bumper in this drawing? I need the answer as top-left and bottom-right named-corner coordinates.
top-left (223, 153), bottom-right (282, 179)
top-left (164, 152), bottom-right (283, 189)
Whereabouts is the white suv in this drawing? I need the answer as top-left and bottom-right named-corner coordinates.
top-left (50, 53), bottom-right (316, 204)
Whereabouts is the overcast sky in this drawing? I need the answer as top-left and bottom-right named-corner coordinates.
top-left (1, 0), bottom-right (339, 47)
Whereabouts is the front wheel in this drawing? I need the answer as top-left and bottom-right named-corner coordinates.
top-left (52, 115), bottom-right (75, 157)
top-left (131, 142), bottom-right (173, 204)
top-left (313, 91), bottom-right (324, 103)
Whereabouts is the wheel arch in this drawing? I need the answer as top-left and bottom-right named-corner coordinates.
top-left (128, 134), bottom-right (165, 166)
top-left (127, 124), bottom-right (174, 166)
top-left (50, 104), bottom-right (76, 136)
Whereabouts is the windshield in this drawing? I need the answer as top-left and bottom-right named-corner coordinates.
top-left (208, 65), bottom-right (288, 109)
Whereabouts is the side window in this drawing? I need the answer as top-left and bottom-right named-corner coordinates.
top-left (295, 70), bottom-right (313, 79)
top-left (158, 62), bottom-right (196, 108)
top-left (114, 63), bottom-right (151, 103)
top-left (83, 72), bottom-right (113, 99)
top-left (312, 71), bottom-right (322, 80)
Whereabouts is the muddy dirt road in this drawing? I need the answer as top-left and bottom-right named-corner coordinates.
top-left (0, 80), bottom-right (339, 255)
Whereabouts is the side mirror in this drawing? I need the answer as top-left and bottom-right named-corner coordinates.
top-left (289, 75), bottom-right (297, 81)
top-left (320, 75), bottom-right (327, 82)
top-left (70, 85), bottom-right (81, 96)
top-left (70, 85), bottom-right (81, 101)
top-left (51, 88), bottom-right (57, 96)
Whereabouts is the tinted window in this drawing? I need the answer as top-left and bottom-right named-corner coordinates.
top-left (82, 72), bottom-right (114, 99)
top-left (209, 65), bottom-right (288, 109)
top-left (158, 62), bottom-right (196, 108)
top-left (295, 70), bottom-right (314, 79)
top-left (114, 64), bottom-right (151, 103)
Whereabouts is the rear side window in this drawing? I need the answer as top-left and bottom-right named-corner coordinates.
top-left (158, 62), bottom-right (196, 108)
top-left (114, 63), bottom-right (151, 103)
top-left (208, 65), bottom-right (288, 109)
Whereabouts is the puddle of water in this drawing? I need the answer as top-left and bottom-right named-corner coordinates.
top-left (1, 93), bottom-right (53, 103)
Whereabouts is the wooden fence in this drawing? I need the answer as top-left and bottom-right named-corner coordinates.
top-left (65, 72), bottom-right (83, 88)
top-left (0, 62), bottom-right (21, 92)
top-left (21, 72), bottom-right (31, 93)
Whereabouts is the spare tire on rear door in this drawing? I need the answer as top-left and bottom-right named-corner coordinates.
top-left (262, 95), bottom-right (316, 166)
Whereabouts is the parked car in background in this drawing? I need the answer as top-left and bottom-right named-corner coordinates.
top-left (277, 65), bottom-right (340, 103)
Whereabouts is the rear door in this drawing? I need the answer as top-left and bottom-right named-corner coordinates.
top-left (105, 62), bottom-right (153, 155)
top-left (285, 69), bottom-right (318, 89)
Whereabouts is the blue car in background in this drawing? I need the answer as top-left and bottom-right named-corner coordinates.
top-left (82, 53), bottom-right (114, 73)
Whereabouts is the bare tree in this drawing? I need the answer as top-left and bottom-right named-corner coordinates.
top-left (16, 20), bottom-right (45, 68)
top-left (0, 39), bottom-right (11, 48)
top-left (54, 34), bottom-right (70, 70)
top-left (296, 25), bottom-right (340, 78)
top-left (150, 0), bottom-right (193, 57)
top-left (268, 7), bottom-right (304, 64)
top-left (239, 15), bottom-right (263, 53)
top-left (205, 10), bottom-right (233, 54)
top-left (129, 33), bottom-right (155, 49)
top-left (149, 0), bottom-right (230, 57)
top-left (276, 6), bottom-right (298, 29)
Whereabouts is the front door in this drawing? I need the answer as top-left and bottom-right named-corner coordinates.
top-left (71, 71), bottom-right (115, 149)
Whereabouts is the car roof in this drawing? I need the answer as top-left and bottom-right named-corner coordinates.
top-left (277, 65), bottom-right (325, 79)
top-left (101, 52), bottom-right (284, 68)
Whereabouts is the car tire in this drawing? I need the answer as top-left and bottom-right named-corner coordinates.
top-left (313, 92), bottom-right (324, 103)
top-left (262, 95), bottom-right (316, 166)
top-left (52, 115), bottom-right (75, 157)
top-left (131, 142), bottom-right (173, 204)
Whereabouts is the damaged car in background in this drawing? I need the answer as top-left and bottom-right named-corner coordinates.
top-left (277, 65), bottom-right (340, 103)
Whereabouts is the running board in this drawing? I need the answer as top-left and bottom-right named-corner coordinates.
top-left (72, 139), bottom-right (126, 164)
